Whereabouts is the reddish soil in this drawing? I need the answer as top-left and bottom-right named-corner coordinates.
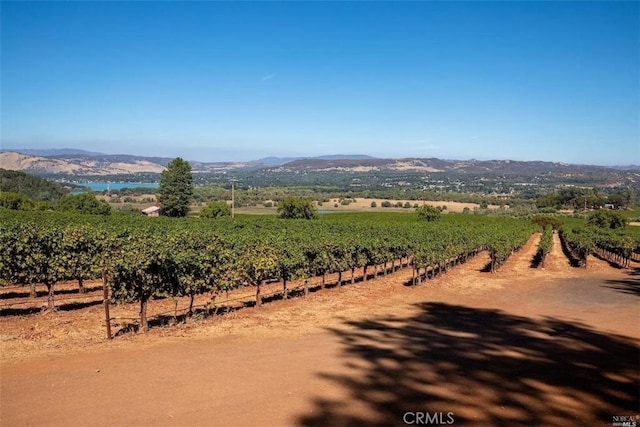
top-left (1, 235), bottom-right (638, 426)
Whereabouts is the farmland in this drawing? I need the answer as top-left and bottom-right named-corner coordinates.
top-left (0, 211), bottom-right (535, 323)
top-left (1, 207), bottom-right (639, 427)
top-left (1, 220), bottom-right (638, 426)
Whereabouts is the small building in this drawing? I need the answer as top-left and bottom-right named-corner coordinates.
top-left (604, 204), bottom-right (615, 210)
top-left (142, 206), bottom-right (161, 217)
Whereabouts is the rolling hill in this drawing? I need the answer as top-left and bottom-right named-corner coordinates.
top-left (0, 150), bottom-right (637, 181)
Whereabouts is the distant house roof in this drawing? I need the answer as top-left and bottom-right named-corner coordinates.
top-left (142, 206), bottom-right (161, 215)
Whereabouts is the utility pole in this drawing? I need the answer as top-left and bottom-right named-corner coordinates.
top-left (230, 179), bottom-right (238, 219)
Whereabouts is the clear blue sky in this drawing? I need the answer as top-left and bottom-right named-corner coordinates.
top-left (1, 1), bottom-right (638, 165)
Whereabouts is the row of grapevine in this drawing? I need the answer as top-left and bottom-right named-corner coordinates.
top-left (0, 222), bottom-right (106, 308)
top-left (559, 224), bottom-right (640, 268)
top-left (626, 226), bottom-right (640, 262)
top-left (559, 227), bottom-right (594, 267)
top-left (0, 210), bottom-right (536, 332)
top-left (533, 227), bottom-right (553, 268)
top-left (487, 226), bottom-right (533, 273)
top-left (592, 229), bottom-right (636, 268)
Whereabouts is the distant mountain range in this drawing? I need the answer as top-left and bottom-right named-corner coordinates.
top-left (0, 148), bottom-right (638, 177)
top-left (0, 150), bottom-right (378, 174)
top-left (256, 154), bottom-right (375, 167)
top-left (0, 148), bottom-right (106, 157)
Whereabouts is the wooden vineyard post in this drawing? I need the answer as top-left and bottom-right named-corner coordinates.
top-left (102, 269), bottom-right (112, 340)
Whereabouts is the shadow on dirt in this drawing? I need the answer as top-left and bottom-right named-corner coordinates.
top-left (0, 306), bottom-right (43, 316)
top-left (298, 302), bottom-right (639, 426)
top-left (111, 274), bottom-right (396, 336)
top-left (604, 268), bottom-right (640, 297)
top-left (0, 285), bottom-right (103, 300)
top-left (57, 299), bottom-right (103, 311)
top-left (0, 299), bottom-right (104, 316)
top-left (592, 253), bottom-right (627, 270)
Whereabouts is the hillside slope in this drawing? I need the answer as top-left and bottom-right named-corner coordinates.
top-left (1, 151), bottom-right (638, 181)
top-left (0, 169), bottom-right (70, 201)
top-left (0, 152), bottom-right (166, 175)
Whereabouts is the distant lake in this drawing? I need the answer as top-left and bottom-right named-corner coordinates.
top-left (74, 182), bottom-right (159, 192)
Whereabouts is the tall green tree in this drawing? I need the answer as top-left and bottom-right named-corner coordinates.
top-left (159, 157), bottom-right (193, 217)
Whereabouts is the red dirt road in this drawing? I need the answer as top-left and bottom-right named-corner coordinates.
top-left (2, 235), bottom-right (639, 426)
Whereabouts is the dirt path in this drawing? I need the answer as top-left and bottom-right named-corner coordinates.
top-left (1, 241), bottom-right (638, 427)
top-left (545, 231), bottom-right (572, 272)
top-left (496, 232), bottom-right (541, 275)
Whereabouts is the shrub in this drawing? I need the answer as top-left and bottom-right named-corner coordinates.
top-left (0, 192), bottom-right (33, 210)
top-left (278, 197), bottom-right (318, 219)
top-left (416, 205), bottom-right (441, 222)
top-left (587, 210), bottom-right (627, 229)
top-left (58, 193), bottom-right (111, 215)
top-left (531, 215), bottom-right (563, 231)
top-left (370, 201), bottom-right (377, 208)
top-left (201, 201), bottom-right (231, 218)
top-left (35, 201), bottom-right (55, 211)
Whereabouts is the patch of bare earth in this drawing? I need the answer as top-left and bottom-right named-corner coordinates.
top-left (1, 235), bottom-right (638, 427)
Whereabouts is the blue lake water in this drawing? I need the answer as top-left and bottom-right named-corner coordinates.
top-left (74, 182), bottom-right (159, 192)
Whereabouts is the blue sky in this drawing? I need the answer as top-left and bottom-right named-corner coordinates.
top-left (1, 1), bottom-right (638, 165)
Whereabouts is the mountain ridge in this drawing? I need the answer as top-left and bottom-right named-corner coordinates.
top-left (0, 150), bottom-right (638, 176)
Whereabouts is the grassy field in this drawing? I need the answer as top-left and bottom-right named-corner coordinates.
top-left (238, 198), bottom-right (501, 215)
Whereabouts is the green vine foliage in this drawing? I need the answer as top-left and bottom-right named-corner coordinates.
top-left (0, 209), bottom-right (572, 328)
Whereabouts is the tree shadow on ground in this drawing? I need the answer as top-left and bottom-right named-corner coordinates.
top-left (298, 302), bottom-right (639, 427)
top-left (604, 268), bottom-right (640, 297)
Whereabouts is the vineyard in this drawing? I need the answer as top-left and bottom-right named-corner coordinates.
top-left (2, 209), bottom-right (639, 427)
top-left (559, 219), bottom-right (640, 268)
top-left (1, 210), bottom-right (536, 335)
top-left (3, 209), bottom-right (639, 338)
